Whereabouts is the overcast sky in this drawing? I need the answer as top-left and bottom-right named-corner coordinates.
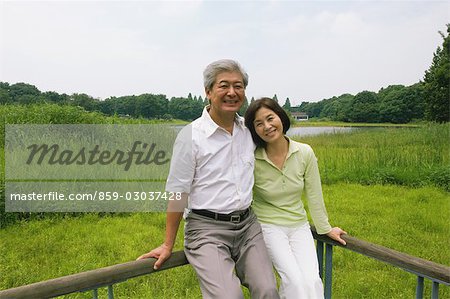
top-left (1, 1), bottom-right (448, 106)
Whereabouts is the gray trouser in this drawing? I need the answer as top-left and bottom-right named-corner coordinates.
top-left (184, 209), bottom-right (280, 299)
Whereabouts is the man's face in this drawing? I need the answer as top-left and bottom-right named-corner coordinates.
top-left (206, 71), bottom-right (245, 114)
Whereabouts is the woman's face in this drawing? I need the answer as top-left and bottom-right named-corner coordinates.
top-left (253, 106), bottom-right (284, 144)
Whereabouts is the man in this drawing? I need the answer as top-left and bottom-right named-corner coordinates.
top-left (137, 59), bottom-right (279, 299)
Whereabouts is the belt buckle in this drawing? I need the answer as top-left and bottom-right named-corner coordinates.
top-left (230, 215), bottom-right (240, 223)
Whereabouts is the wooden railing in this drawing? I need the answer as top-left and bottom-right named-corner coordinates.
top-left (0, 228), bottom-right (448, 299)
top-left (0, 251), bottom-right (189, 299)
top-left (312, 229), bottom-right (450, 299)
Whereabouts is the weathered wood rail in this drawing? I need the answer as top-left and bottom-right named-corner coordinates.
top-left (0, 251), bottom-right (189, 299)
top-left (0, 228), bottom-right (448, 299)
top-left (312, 229), bottom-right (450, 285)
top-left (312, 229), bottom-right (450, 299)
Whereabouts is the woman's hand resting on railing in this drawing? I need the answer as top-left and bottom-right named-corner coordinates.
top-left (326, 227), bottom-right (348, 245)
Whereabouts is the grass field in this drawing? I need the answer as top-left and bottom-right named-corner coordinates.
top-left (1, 104), bottom-right (449, 298)
top-left (0, 184), bottom-right (448, 298)
top-left (0, 104), bottom-right (183, 227)
top-left (294, 123), bottom-right (449, 190)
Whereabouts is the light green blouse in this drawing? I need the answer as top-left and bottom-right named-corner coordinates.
top-left (252, 137), bottom-right (332, 234)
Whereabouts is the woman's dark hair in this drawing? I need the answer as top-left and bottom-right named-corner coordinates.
top-left (244, 97), bottom-right (291, 148)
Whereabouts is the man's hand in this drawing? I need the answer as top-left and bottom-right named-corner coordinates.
top-left (136, 208), bottom-right (184, 270)
top-left (136, 243), bottom-right (173, 270)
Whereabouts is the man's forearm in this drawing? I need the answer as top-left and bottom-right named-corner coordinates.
top-left (164, 193), bottom-right (188, 249)
top-left (164, 211), bottom-right (183, 250)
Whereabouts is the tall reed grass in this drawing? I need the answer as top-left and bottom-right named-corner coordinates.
top-left (2, 105), bottom-right (449, 227)
top-left (294, 124), bottom-right (450, 190)
top-left (0, 104), bottom-right (181, 227)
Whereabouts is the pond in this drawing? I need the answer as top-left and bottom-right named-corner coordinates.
top-left (173, 124), bottom-right (394, 137)
top-left (286, 126), bottom-right (359, 137)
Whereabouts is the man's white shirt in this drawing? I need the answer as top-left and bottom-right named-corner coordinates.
top-left (166, 107), bottom-right (255, 214)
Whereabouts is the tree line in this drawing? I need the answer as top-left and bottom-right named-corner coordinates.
top-left (1, 25), bottom-right (448, 123)
top-left (0, 83), bottom-right (207, 121)
top-left (288, 83), bottom-right (425, 123)
top-left (0, 84), bottom-right (255, 121)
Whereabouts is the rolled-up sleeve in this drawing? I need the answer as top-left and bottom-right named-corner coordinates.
top-left (165, 124), bottom-right (195, 193)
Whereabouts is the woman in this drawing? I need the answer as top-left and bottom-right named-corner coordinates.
top-left (244, 98), bottom-right (347, 299)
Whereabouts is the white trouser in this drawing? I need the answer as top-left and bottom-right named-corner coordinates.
top-left (260, 222), bottom-right (324, 299)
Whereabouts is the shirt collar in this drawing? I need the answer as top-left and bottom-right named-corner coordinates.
top-left (255, 136), bottom-right (299, 161)
top-left (200, 105), bottom-right (246, 138)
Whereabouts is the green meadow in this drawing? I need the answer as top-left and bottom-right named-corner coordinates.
top-left (297, 123), bottom-right (449, 191)
top-left (0, 184), bottom-right (448, 298)
top-left (0, 104), bottom-right (449, 298)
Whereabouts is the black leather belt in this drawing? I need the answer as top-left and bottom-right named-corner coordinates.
top-left (191, 208), bottom-right (250, 223)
